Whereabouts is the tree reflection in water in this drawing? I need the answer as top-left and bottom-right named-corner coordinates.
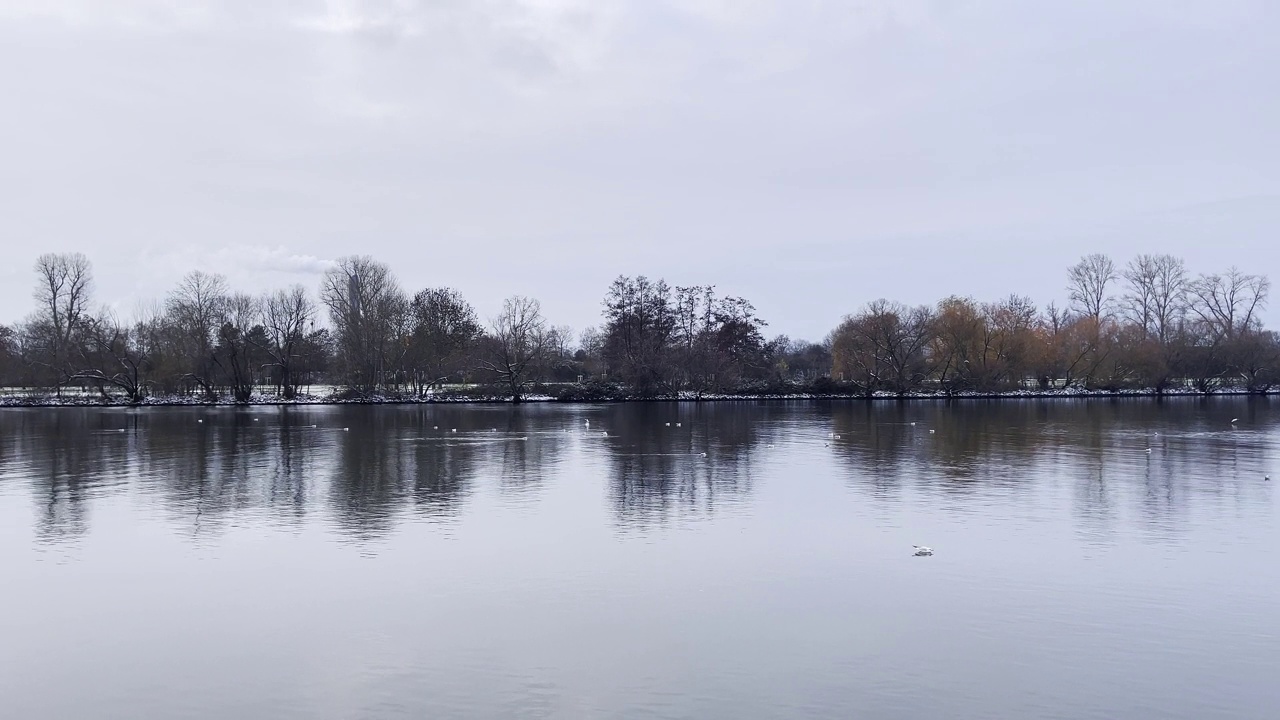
top-left (1, 397), bottom-right (1275, 544)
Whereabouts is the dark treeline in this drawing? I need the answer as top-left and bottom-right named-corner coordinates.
top-left (0, 252), bottom-right (1275, 403)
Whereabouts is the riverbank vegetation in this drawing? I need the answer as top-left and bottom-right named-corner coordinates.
top-left (0, 252), bottom-right (1275, 404)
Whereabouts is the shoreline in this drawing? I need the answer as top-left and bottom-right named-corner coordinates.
top-left (2, 388), bottom-right (1277, 408)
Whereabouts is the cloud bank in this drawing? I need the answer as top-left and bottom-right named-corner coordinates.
top-left (1, 1), bottom-right (1276, 338)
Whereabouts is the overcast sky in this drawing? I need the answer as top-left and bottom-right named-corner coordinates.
top-left (1, 0), bottom-right (1277, 341)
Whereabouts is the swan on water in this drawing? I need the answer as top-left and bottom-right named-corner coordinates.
top-left (913, 545), bottom-right (933, 556)
top-left (1231, 418), bottom-right (1239, 424)
top-left (665, 422), bottom-right (671, 427)
top-left (676, 422), bottom-right (682, 427)
top-left (699, 452), bottom-right (707, 457)
top-left (451, 428), bottom-right (457, 432)
top-left (928, 429), bottom-right (936, 434)
top-left (601, 431), bottom-right (608, 437)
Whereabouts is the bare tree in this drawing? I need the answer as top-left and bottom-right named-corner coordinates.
top-left (983, 294), bottom-right (1039, 388)
top-left (1044, 302), bottom-right (1070, 336)
top-left (1187, 267), bottom-right (1270, 340)
top-left (482, 295), bottom-right (548, 403)
top-left (672, 284), bottom-right (714, 390)
top-left (406, 287), bottom-right (483, 393)
top-left (1149, 254), bottom-right (1188, 343)
top-left (770, 336), bottom-right (829, 383)
top-left (31, 253), bottom-right (94, 393)
top-left (829, 299), bottom-right (933, 395)
top-left (538, 324), bottom-right (575, 382)
top-left (1122, 255), bottom-right (1158, 337)
top-left (1229, 330), bottom-right (1280, 393)
top-left (319, 256), bottom-right (406, 395)
top-left (261, 285), bottom-right (316, 398)
top-left (577, 325), bottom-right (605, 378)
top-left (705, 294), bottom-right (769, 390)
top-left (1067, 253), bottom-right (1117, 322)
top-left (547, 325), bottom-right (575, 358)
top-left (166, 271), bottom-right (229, 399)
top-left (663, 285), bottom-right (770, 393)
top-left (929, 296), bottom-right (986, 392)
top-left (0, 324), bottom-right (17, 387)
top-left (1123, 254), bottom-right (1187, 342)
top-left (216, 293), bottom-right (261, 403)
top-left (71, 311), bottom-right (150, 404)
top-left (1044, 314), bottom-right (1111, 388)
top-left (602, 276), bottom-right (677, 395)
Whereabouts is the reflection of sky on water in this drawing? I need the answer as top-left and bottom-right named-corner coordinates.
top-left (1, 399), bottom-right (1278, 719)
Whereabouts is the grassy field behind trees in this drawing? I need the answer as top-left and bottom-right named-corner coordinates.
top-left (0, 252), bottom-right (1274, 403)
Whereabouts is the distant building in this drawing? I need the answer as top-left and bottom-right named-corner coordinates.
top-left (348, 272), bottom-right (361, 318)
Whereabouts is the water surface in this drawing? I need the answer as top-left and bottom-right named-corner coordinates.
top-left (2, 400), bottom-right (1278, 719)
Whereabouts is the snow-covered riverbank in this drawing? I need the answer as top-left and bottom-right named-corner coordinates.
top-left (1, 386), bottom-right (1275, 407)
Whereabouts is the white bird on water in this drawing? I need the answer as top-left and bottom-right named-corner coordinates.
top-left (197, 419), bottom-right (203, 423)
top-left (585, 419), bottom-right (590, 427)
top-left (665, 422), bottom-right (670, 427)
top-left (601, 431), bottom-right (608, 437)
top-left (699, 452), bottom-right (707, 457)
top-left (451, 428), bottom-right (457, 433)
top-left (676, 422), bottom-right (682, 427)
top-left (913, 545), bottom-right (933, 557)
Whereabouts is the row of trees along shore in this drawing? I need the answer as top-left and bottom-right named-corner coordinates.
top-left (0, 252), bottom-right (1275, 404)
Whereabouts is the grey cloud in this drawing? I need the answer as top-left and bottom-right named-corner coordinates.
top-left (0, 0), bottom-right (1277, 341)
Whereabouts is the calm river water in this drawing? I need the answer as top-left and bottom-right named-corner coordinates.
top-left (1, 400), bottom-right (1278, 719)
